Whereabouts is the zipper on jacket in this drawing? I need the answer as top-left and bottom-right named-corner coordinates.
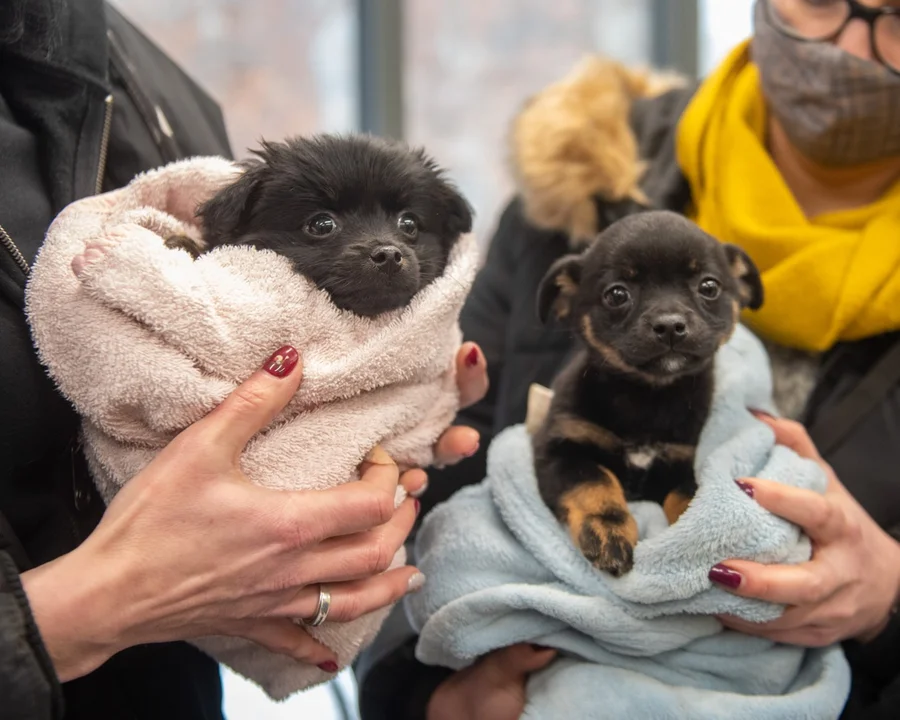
top-left (0, 223), bottom-right (29, 276)
top-left (2, 95), bottom-right (112, 277)
top-left (95, 94), bottom-right (114, 194)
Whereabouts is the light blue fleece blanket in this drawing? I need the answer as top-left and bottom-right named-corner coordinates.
top-left (406, 326), bottom-right (851, 719)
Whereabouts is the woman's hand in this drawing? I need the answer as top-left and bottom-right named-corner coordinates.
top-left (22, 346), bottom-right (425, 681)
top-left (711, 415), bottom-right (900, 646)
top-left (427, 644), bottom-right (557, 720)
top-left (431, 342), bottom-right (489, 470)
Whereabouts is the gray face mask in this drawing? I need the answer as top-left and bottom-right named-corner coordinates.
top-left (752, 0), bottom-right (900, 167)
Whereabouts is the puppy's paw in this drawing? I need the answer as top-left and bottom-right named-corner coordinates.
top-left (558, 474), bottom-right (639, 577)
top-left (163, 233), bottom-right (204, 258)
top-left (71, 237), bottom-right (119, 279)
top-left (577, 518), bottom-right (635, 577)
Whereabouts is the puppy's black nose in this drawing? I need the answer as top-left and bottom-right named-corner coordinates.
top-left (370, 245), bottom-right (403, 273)
top-left (652, 314), bottom-right (688, 345)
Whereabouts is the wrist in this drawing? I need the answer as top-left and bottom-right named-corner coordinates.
top-left (21, 550), bottom-right (130, 682)
top-left (858, 537), bottom-right (900, 643)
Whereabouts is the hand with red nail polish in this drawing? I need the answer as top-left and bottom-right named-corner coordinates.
top-left (431, 342), bottom-right (489, 469)
top-left (21, 346), bottom-right (425, 682)
top-left (712, 416), bottom-right (900, 648)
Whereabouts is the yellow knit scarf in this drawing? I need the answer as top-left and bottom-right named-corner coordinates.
top-left (676, 41), bottom-right (900, 352)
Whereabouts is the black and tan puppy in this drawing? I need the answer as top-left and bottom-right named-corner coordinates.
top-left (166, 134), bottom-right (473, 316)
top-left (533, 210), bottom-right (763, 576)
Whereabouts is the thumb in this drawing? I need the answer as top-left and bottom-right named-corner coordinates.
top-left (485, 643), bottom-right (558, 678)
top-left (189, 345), bottom-right (303, 458)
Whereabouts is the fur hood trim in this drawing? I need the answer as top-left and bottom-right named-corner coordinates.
top-left (511, 57), bottom-right (686, 245)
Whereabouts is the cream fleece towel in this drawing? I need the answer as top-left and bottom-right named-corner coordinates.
top-left (24, 157), bottom-right (479, 700)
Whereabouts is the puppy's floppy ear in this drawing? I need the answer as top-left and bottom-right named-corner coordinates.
top-left (537, 254), bottom-right (583, 324)
top-left (722, 244), bottom-right (763, 310)
top-left (197, 160), bottom-right (265, 247)
top-left (437, 183), bottom-right (474, 237)
top-left (411, 146), bottom-right (474, 237)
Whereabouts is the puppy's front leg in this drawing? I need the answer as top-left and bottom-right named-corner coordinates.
top-left (663, 487), bottom-right (694, 525)
top-left (559, 469), bottom-right (638, 577)
top-left (660, 456), bottom-right (698, 526)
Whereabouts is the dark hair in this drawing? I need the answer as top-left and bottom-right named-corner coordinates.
top-left (0, 0), bottom-right (62, 58)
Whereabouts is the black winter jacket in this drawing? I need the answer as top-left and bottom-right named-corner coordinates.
top-left (357, 69), bottom-right (900, 720)
top-left (1, 2), bottom-right (231, 717)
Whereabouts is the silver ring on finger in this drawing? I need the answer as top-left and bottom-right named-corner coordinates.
top-left (300, 585), bottom-right (332, 627)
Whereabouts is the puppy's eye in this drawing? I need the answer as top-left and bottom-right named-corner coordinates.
top-left (398, 212), bottom-right (419, 239)
top-left (306, 213), bottom-right (337, 237)
top-left (603, 286), bottom-right (631, 308)
top-left (698, 278), bottom-right (721, 300)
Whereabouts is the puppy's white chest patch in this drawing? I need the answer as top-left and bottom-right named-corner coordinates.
top-left (626, 446), bottom-right (658, 470)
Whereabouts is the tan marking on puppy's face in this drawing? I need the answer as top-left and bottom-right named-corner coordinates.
top-left (580, 315), bottom-right (675, 386)
top-left (580, 315), bottom-right (635, 372)
top-left (559, 469), bottom-right (638, 576)
top-left (663, 489), bottom-right (694, 525)
top-left (688, 258), bottom-right (699, 273)
top-left (551, 415), bottom-right (622, 452)
top-left (719, 298), bottom-right (741, 347)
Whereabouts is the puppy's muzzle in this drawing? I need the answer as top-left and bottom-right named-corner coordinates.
top-left (370, 245), bottom-right (404, 275)
top-left (651, 312), bottom-right (689, 347)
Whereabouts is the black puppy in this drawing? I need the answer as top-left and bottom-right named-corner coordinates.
top-left (166, 134), bottom-right (473, 316)
top-left (533, 210), bottom-right (763, 576)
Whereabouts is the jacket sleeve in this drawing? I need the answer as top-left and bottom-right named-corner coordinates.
top-left (0, 547), bottom-right (63, 720)
top-left (0, 86), bottom-right (65, 720)
top-left (355, 199), bottom-right (526, 720)
top-left (842, 613), bottom-right (900, 720)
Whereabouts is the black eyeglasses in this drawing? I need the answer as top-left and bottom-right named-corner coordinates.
top-left (766, 0), bottom-right (900, 75)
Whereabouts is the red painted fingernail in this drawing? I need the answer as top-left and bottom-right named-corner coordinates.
top-left (318, 661), bottom-right (339, 673)
top-left (263, 345), bottom-right (299, 377)
top-left (465, 347), bottom-right (479, 368)
top-left (751, 409), bottom-right (775, 421)
top-left (414, 498), bottom-right (421, 515)
top-left (735, 480), bottom-right (755, 499)
top-left (709, 564), bottom-right (742, 590)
